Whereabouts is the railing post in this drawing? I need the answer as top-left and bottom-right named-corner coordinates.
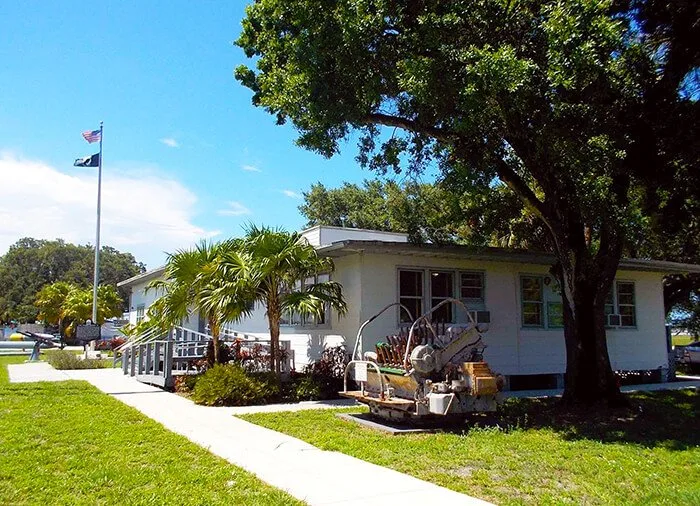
top-left (122, 348), bottom-right (129, 374)
top-left (130, 346), bottom-right (136, 377)
top-left (154, 342), bottom-right (161, 375)
top-left (137, 344), bottom-right (145, 375)
top-left (164, 340), bottom-right (174, 387)
top-left (145, 342), bottom-right (153, 375)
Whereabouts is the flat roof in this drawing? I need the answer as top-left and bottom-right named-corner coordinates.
top-left (117, 265), bottom-right (165, 288)
top-left (317, 240), bottom-right (700, 274)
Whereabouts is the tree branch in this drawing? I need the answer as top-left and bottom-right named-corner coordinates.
top-left (364, 113), bottom-right (457, 143)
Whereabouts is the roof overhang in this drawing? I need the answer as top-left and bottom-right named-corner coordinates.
top-left (117, 266), bottom-right (166, 288)
top-left (317, 241), bottom-right (700, 274)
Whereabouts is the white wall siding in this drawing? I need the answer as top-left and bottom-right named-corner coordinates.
top-left (301, 225), bottom-right (408, 247)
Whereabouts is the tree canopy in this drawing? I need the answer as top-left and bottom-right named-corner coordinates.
top-left (301, 179), bottom-right (547, 248)
top-left (0, 238), bottom-right (145, 322)
top-left (236, 0), bottom-right (699, 404)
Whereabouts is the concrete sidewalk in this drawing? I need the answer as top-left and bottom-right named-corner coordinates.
top-left (8, 363), bottom-right (491, 506)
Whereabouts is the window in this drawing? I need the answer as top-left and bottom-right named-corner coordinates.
top-left (136, 304), bottom-right (145, 324)
top-left (460, 272), bottom-right (484, 301)
top-left (521, 276), bottom-right (543, 326)
top-left (520, 275), bottom-right (564, 329)
top-left (280, 274), bottom-right (331, 327)
top-left (399, 269), bottom-right (423, 323)
top-left (430, 271), bottom-right (454, 323)
top-left (606, 281), bottom-right (636, 328)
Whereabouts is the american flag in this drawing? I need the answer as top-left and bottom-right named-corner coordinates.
top-left (82, 129), bottom-right (101, 143)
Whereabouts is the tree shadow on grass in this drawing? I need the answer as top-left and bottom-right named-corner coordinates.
top-left (464, 389), bottom-right (699, 450)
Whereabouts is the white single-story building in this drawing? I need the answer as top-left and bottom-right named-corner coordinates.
top-left (117, 226), bottom-right (700, 389)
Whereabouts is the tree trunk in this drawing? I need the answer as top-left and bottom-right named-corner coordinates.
top-left (556, 238), bottom-right (626, 406)
top-left (560, 277), bottom-right (623, 405)
top-left (266, 293), bottom-right (281, 377)
top-left (209, 317), bottom-right (220, 364)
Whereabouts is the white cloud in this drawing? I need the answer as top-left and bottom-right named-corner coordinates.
top-left (218, 201), bottom-right (251, 216)
top-left (160, 137), bottom-right (179, 148)
top-left (281, 189), bottom-right (301, 199)
top-left (241, 164), bottom-right (261, 173)
top-left (0, 152), bottom-right (218, 268)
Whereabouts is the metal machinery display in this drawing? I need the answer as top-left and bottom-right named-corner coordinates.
top-left (341, 298), bottom-right (503, 422)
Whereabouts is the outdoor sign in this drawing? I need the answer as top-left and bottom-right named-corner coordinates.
top-left (75, 324), bottom-right (101, 342)
top-left (354, 361), bottom-right (368, 382)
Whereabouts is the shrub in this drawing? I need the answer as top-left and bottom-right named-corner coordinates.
top-left (174, 374), bottom-right (200, 394)
top-left (192, 364), bottom-right (279, 406)
top-left (94, 337), bottom-right (127, 351)
top-left (295, 346), bottom-right (348, 400)
top-left (46, 350), bottom-right (111, 370)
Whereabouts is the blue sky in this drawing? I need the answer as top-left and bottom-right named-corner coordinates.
top-left (0, 1), bottom-right (375, 268)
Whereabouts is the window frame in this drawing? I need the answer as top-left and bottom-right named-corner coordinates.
top-left (396, 267), bottom-right (487, 324)
top-left (429, 270), bottom-right (456, 324)
top-left (398, 268), bottom-right (425, 324)
top-left (606, 280), bottom-right (637, 329)
top-left (135, 304), bottom-right (146, 324)
top-left (519, 274), bottom-right (565, 330)
top-left (459, 271), bottom-right (485, 303)
top-left (279, 273), bottom-right (332, 329)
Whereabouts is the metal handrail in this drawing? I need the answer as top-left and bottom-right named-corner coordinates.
top-left (351, 302), bottom-right (414, 361)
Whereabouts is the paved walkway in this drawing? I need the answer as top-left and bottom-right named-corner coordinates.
top-left (8, 363), bottom-right (491, 506)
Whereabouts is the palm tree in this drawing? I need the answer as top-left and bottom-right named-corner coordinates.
top-left (35, 281), bottom-right (73, 336)
top-left (61, 285), bottom-right (123, 336)
top-left (213, 225), bottom-right (347, 376)
top-left (147, 240), bottom-right (251, 364)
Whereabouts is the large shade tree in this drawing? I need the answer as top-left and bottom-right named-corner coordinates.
top-left (236, 0), bottom-right (699, 404)
top-left (212, 226), bottom-right (347, 376)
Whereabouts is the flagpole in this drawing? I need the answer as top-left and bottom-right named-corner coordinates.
top-left (91, 121), bottom-right (103, 324)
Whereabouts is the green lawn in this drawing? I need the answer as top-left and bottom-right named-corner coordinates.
top-left (241, 392), bottom-right (700, 505)
top-left (673, 334), bottom-right (696, 347)
top-left (0, 356), bottom-right (303, 505)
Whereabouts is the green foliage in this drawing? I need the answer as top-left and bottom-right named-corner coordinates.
top-left (192, 364), bottom-right (279, 406)
top-left (147, 240), bottom-right (251, 364)
top-left (294, 346), bottom-right (347, 400)
top-left (0, 238), bottom-right (144, 322)
top-left (301, 179), bottom-right (548, 248)
top-left (61, 284), bottom-right (123, 334)
top-left (34, 282), bottom-right (123, 337)
top-left (236, 0), bottom-right (700, 402)
top-left (34, 281), bottom-right (73, 326)
top-left (174, 374), bottom-right (200, 394)
top-left (209, 225), bottom-right (348, 375)
top-left (45, 350), bottom-right (111, 370)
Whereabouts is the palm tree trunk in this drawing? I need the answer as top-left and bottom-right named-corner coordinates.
top-left (209, 317), bottom-right (220, 364)
top-left (266, 295), bottom-right (281, 377)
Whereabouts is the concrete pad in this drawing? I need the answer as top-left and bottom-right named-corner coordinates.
top-left (226, 398), bottom-right (357, 415)
top-left (336, 413), bottom-right (437, 434)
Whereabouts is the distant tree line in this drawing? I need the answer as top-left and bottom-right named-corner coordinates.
top-left (0, 238), bottom-right (145, 323)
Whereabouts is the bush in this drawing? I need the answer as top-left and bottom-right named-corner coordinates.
top-left (94, 337), bottom-right (127, 351)
top-left (192, 364), bottom-right (279, 406)
top-left (46, 350), bottom-right (111, 370)
top-left (174, 374), bottom-right (200, 394)
top-left (294, 346), bottom-right (348, 401)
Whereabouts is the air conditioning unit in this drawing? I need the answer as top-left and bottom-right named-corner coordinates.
top-left (607, 314), bottom-right (621, 327)
top-left (468, 310), bottom-right (491, 324)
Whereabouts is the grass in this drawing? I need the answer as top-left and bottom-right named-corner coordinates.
top-left (0, 356), bottom-right (303, 505)
top-left (673, 334), bottom-right (696, 347)
top-left (241, 392), bottom-right (700, 505)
